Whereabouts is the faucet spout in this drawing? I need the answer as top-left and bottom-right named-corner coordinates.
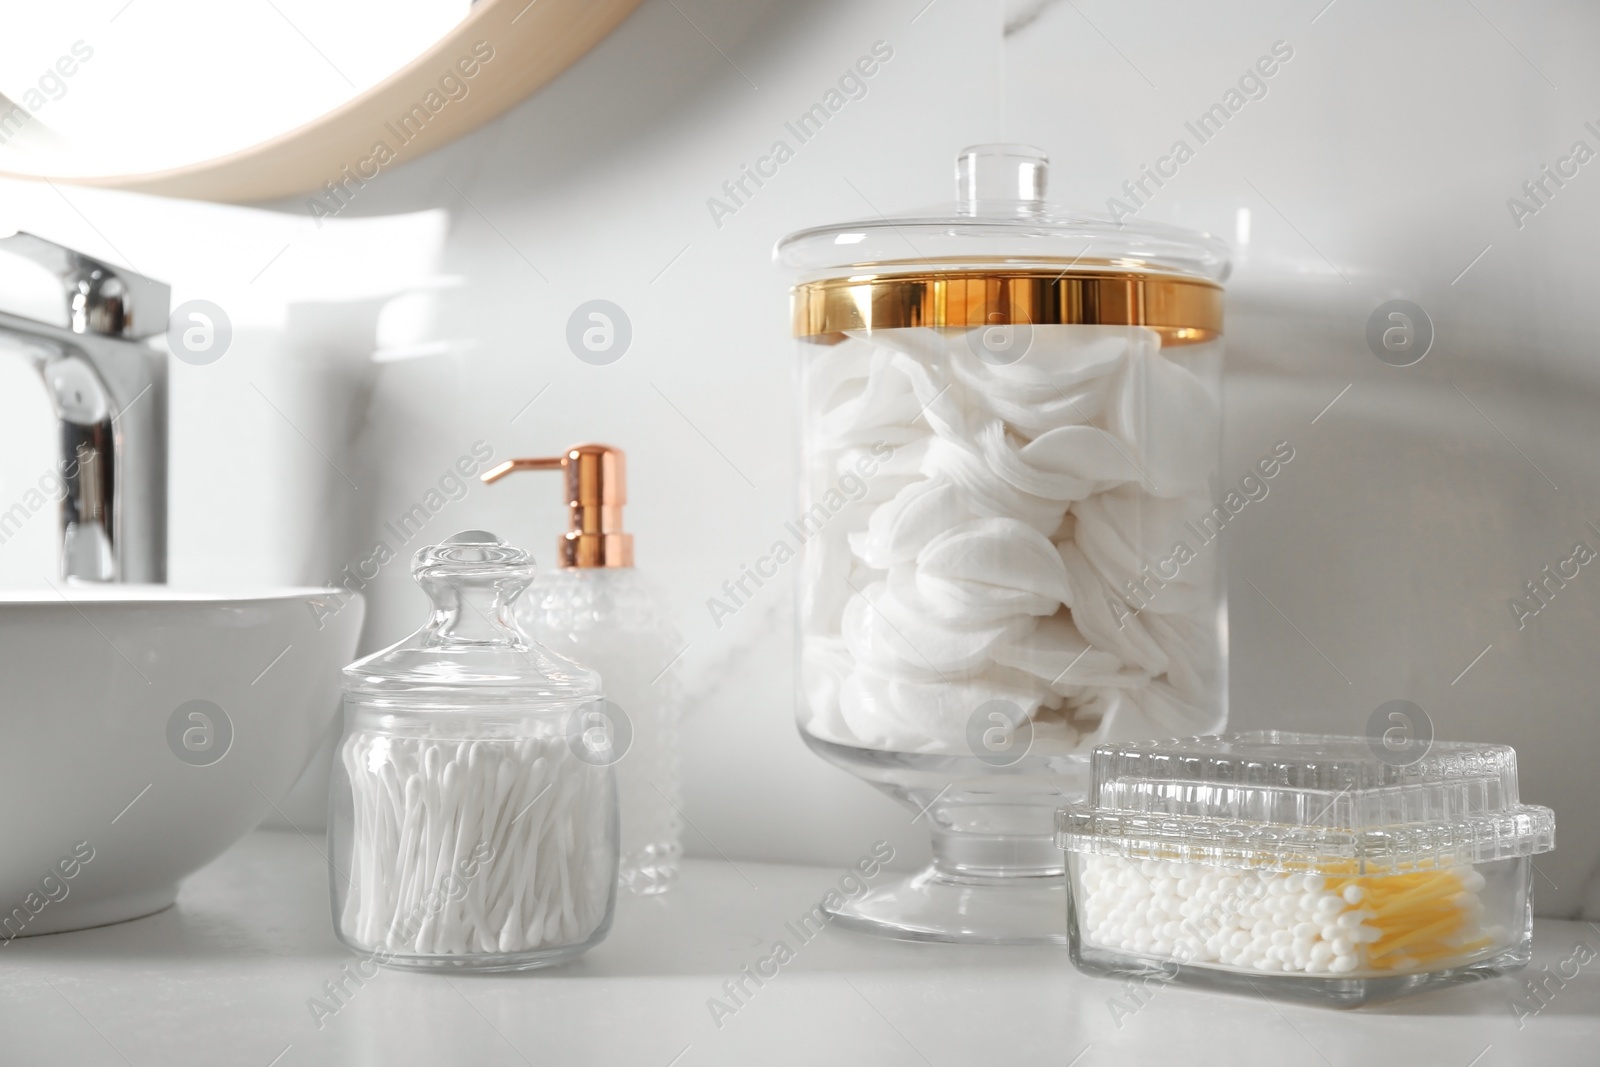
top-left (0, 233), bottom-right (169, 583)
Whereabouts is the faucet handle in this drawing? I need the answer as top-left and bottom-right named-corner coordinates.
top-left (0, 231), bottom-right (170, 339)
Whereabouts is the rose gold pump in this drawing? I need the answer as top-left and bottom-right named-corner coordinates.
top-left (481, 444), bottom-right (633, 568)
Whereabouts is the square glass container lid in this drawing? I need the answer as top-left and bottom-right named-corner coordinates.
top-left (774, 143), bottom-right (1230, 283)
top-left (1056, 732), bottom-right (1556, 874)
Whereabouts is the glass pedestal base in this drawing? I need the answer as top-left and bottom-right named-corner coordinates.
top-left (802, 732), bottom-right (1087, 945)
top-left (826, 865), bottom-right (1068, 945)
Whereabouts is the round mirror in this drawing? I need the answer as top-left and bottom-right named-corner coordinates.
top-left (0, 0), bottom-right (643, 202)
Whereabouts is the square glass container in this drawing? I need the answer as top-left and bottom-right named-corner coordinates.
top-left (1057, 732), bottom-right (1555, 1005)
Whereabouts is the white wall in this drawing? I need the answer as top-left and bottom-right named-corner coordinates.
top-left (4, 0), bottom-right (1600, 916)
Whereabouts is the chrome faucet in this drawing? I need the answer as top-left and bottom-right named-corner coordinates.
top-left (0, 232), bottom-right (167, 582)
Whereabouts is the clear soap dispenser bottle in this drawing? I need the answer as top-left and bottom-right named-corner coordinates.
top-left (483, 445), bottom-right (683, 895)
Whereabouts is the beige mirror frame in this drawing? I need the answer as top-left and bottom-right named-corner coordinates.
top-left (1, 0), bottom-right (644, 204)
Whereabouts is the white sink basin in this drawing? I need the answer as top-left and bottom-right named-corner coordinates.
top-left (0, 586), bottom-right (362, 936)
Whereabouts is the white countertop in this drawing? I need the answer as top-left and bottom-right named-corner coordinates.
top-left (1, 830), bottom-right (1595, 1066)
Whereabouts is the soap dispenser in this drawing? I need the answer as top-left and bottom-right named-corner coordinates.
top-left (483, 445), bottom-right (682, 895)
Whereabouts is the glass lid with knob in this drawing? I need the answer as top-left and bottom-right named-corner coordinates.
top-left (777, 143), bottom-right (1229, 281)
top-left (341, 530), bottom-right (600, 706)
top-left (779, 144), bottom-right (1228, 350)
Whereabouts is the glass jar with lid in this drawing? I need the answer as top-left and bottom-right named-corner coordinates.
top-left (327, 530), bottom-right (619, 971)
top-left (776, 144), bottom-right (1229, 943)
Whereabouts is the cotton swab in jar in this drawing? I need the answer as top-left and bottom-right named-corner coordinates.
top-left (340, 726), bottom-right (612, 961)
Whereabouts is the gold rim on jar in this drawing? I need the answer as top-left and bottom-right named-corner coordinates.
top-left (791, 269), bottom-right (1223, 346)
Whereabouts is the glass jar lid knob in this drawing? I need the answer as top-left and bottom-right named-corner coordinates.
top-left (956, 143), bottom-right (1048, 218)
top-left (414, 530), bottom-right (536, 648)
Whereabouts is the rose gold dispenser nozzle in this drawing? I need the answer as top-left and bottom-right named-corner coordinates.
top-left (480, 444), bottom-right (633, 569)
